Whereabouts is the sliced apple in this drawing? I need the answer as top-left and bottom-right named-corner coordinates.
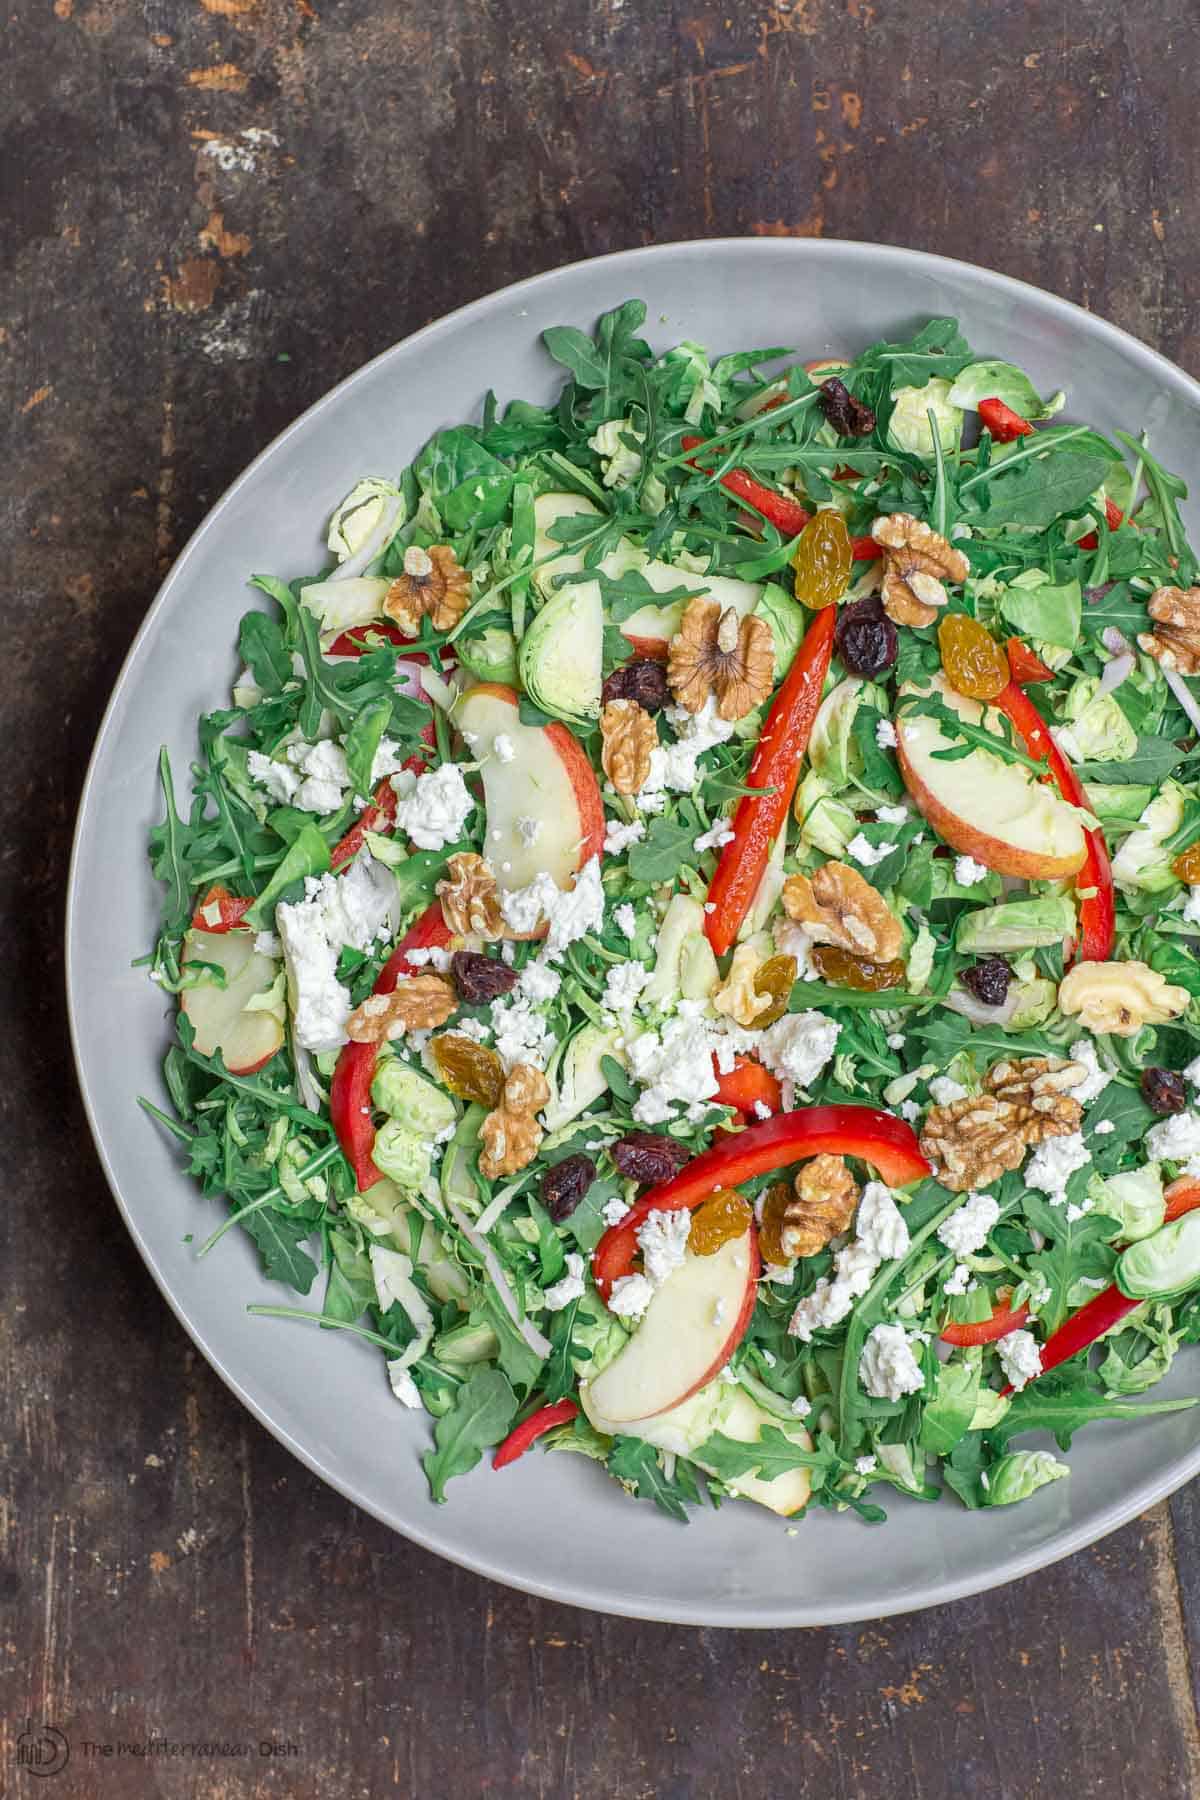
top-left (451, 683), bottom-right (604, 896)
top-left (581, 1372), bottom-right (812, 1517)
top-left (896, 674), bottom-right (1088, 880)
top-left (181, 929), bottom-right (284, 1073)
top-left (582, 1227), bottom-right (759, 1427)
top-left (532, 492), bottom-right (762, 658)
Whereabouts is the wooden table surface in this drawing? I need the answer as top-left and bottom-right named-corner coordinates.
top-left (5, 1), bottom-right (1200, 1793)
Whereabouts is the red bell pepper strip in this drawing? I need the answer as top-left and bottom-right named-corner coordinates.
top-left (941, 1298), bottom-right (1031, 1347)
top-left (977, 397), bottom-right (1034, 442)
top-left (592, 1105), bottom-right (929, 1298)
top-left (329, 902), bottom-right (455, 1191)
top-left (493, 1399), bottom-right (579, 1470)
top-left (190, 883), bottom-right (254, 933)
top-left (1004, 637), bottom-right (1055, 685)
top-left (326, 622), bottom-right (421, 658)
top-left (714, 1055), bottom-right (783, 1116)
top-left (1164, 1178), bottom-right (1200, 1224)
top-left (992, 677), bottom-right (1115, 963)
top-left (704, 605), bottom-right (837, 956)
top-left (329, 777), bottom-right (399, 872)
top-left (1076, 497), bottom-right (1126, 552)
top-left (679, 436), bottom-right (881, 560)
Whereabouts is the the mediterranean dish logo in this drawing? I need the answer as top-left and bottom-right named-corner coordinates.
top-left (15, 1720), bottom-right (69, 1777)
top-left (13, 1721), bottom-right (299, 1776)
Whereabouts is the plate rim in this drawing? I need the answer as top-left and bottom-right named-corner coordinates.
top-left (66, 235), bottom-right (1200, 1627)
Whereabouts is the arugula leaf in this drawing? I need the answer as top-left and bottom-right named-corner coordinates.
top-left (600, 1055), bottom-right (636, 1103)
top-left (149, 749), bottom-right (196, 934)
top-left (414, 428), bottom-right (514, 531)
top-left (422, 1367), bottom-right (518, 1502)
top-left (238, 610), bottom-right (294, 695)
top-left (627, 814), bottom-right (697, 884)
top-left (698, 1424), bottom-right (836, 1484)
top-left (543, 300), bottom-right (652, 415)
top-left (561, 567), bottom-right (707, 625)
top-left (1023, 1201), bottom-right (1119, 1335)
top-left (851, 707), bottom-right (905, 799)
top-left (245, 824), bottom-right (330, 929)
top-left (989, 1366), bottom-right (1198, 1451)
top-left (1076, 739), bottom-right (1189, 785)
top-left (607, 1435), bottom-right (698, 1522)
top-left (963, 450), bottom-right (1110, 529)
top-left (863, 317), bottom-right (973, 387)
top-left (241, 1207), bottom-right (319, 1293)
top-left (942, 1431), bottom-right (989, 1509)
top-left (343, 698), bottom-right (391, 802)
top-left (323, 1227), bottom-right (375, 1323)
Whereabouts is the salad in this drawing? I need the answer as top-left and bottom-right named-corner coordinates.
top-left (145, 300), bottom-right (1200, 1527)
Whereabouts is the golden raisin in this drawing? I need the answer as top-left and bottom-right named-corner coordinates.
top-left (752, 953), bottom-right (798, 1027)
top-left (758, 1182), bottom-right (793, 1265)
top-left (690, 1188), bottom-right (754, 1256)
top-left (938, 613), bottom-right (1010, 702)
top-left (811, 943), bottom-right (907, 991)
top-left (432, 1034), bottom-right (504, 1107)
top-left (792, 510), bottom-right (853, 609)
top-left (1173, 842), bottom-right (1200, 882)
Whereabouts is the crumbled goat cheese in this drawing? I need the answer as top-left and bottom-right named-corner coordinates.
top-left (1185, 1051), bottom-right (1200, 1089)
top-left (954, 855), bottom-right (989, 886)
top-left (886, 1032), bottom-right (906, 1051)
top-left (637, 1209), bottom-right (692, 1287)
top-left (638, 698), bottom-right (736, 806)
top-left (516, 815), bottom-right (541, 847)
top-left (929, 1076), bottom-right (968, 1105)
top-left (393, 761), bottom-right (474, 851)
top-left (602, 1196), bottom-right (632, 1228)
top-left (254, 930), bottom-right (281, 958)
top-left (405, 945), bottom-right (453, 971)
top-left (937, 1191), bottom-right (1000, 1258)
top-left (614, 902), bottom-right (638, 938)
top-left (790, 1394), bottom-right (812, 1418)
top-left (875, 803), bottom-right (909, 825)
top-left (288, 738), bottom-right (351, 814)
top-left (386, 1364), bottom-right (423, 1408)
top-left (627, 1012), bottom-right (724, 1124)
top-left (694, 823), bottom-right (736, 853)
top-left (607, 1273), bottom-right (655, 1319)
top-left (1146, 1109), bottom-right (1200, 1173)
top-left (1025, 1131), bottom-right (1092, 1201)
top-left (1093, 1119), bottom-right (1115, 1136)
top-left (855, 1455), bottom-right (878, 1475)
top-left (1184, 886), bottom-right (1200, 927)
top-left (492, 732), bottom-right (516, 763)
top-left (854, 1182), bottom-right (911, 1264)
top-left (753, 1100), bottom-right (772, 1121)
top-left (490, 992), bottom-right (554, 1070)
top-left (604, 818), bottom-right (646, 855)
top-left (277, 857), bottom-right (396, 1052)
top-left (247, 748), bottom-right (302, 806)
top-left (846, 832), bottom-right (895, 868)
top-left (900, 1099), bottom-right (920, 1123)
top-left (1069, 1036), bottom-right (1113, 1105)
top-left (603, 959), bottom-right (651, 1015)
top-left (876, 718), bottom-right (898, 749)
top-left (772, 918), bottom-right (817, 980)
top-left (943, 1263), bottom-right (972, 1296)
top-left (500, 857), bottom-right (604, 959)
top-left (859, 1323), bottom-right (925, 1400)
top-left (758, 1011), bottom-right (840, 1094)
top-left (996, 1328), bottom-right (1042, 1392)
top-left (517, 960), bottom-right (562, 1005)
top-left (788, 1242), bottom-right (878, 1341)
top-left (543, 1252), bottom-right (586, 1312)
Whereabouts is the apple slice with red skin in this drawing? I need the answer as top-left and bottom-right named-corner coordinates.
top-left (581, 1226), bottom-right (760, 1428)
top-left (181, 929), bottom-right (283, 1074)
top-left (451, 684), bottom-right (604, 910)
top-left (895, 675), bottom-right (1088, 881)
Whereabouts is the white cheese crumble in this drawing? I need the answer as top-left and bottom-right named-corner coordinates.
top-left (693, 822), bottom-right (736, 853)
top-left (603, 959), bottom-right (651, 1016)
top-left (855, 1455), bottom-right (878, 1475)
top-left (517, 960), bottom-right (562, 1004)
top-left (614, 902), bottom-right (638, 938)
top-left (601, 1196), bottom-right (632, 1228)
top-left (604, 817), bottom-right (646, 855)
top-left (636, 1209), bottom-right (692, 1287)
top-left (254, 930), bottom-right (281, 958)
top-left (386, 1364), bottom-right (423, 1408)
top-left (1025, 1131), bottom-right (1092, 1201)
top-left (277, 857), bottom-right (397, 1052)
top-left (1069, 1036), bottom-right (1112, 1105)
top-left (929, 1076), bottom-right (968, 1105)
top-left (937, 1191), bottom-right (1000, 1258)
top-left (1093, 1119), bottom-right (1115, 1136)
top-left (854, 1182), bottom-right (911, 1264)
top-left (876, 718), bottom-right (898, 749)
top-left (875, 803), bottom-right (910, 826)
top-left (753, 1100), bottom-right (772, 1121)
top-left (859, 1323), bottom-right (925, 1400)
top-left (543, 1252), bottom-right (586, 1312)
top-left (943, 1263), bottom-right (972, 1296)
top-left (1184, 1051), bottom-right (1200, 1089)
top-left (638, 698), bottom-right (736, 807)
top-left (405, 945), bottom-right (452, 970)
top-left (758, 1010), bottom-right (840, 1095)
top-left (954, 855), bottom-right (989, 886)
top-left (846, 832), bottom-right (895, 868)
top-left (1146, 1109), bottom-right (1200, 1173)
top-left (392, 761), bottom-right (474, 850)
top-left (490, 992), bottom-right (554, 1070)
top-left (886, 1032), bottom-right (906, 1051)
top-left (996, 1327), bottom-right (1042, 1392)
top-left (1184, 886), bottom-right (1200, 927)
top-left (608, 1273), bottom-right (655, 1319)
top-left (790, 1394), bottom-right (812, 1418)
top-left (500, 857), bottom-right (604, 958)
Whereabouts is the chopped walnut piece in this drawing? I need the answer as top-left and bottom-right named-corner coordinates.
top-left (984, 1055), bottom-right (1087, 1120)
top-left (437, 851), bottom-right (503, 940)
top-left (345, 973), bottom-right (457, 1043)
top-left (782, 861), bottom-right (902, 963)
top-left (479, 1062), bottom-right (551, 1179)
top-left (667, 596), bottom-right (774, 720)
top-left (871, 513), bottom-right (970, 628)
top-left (383, 543), bottom-right (471, 634)
top-left (1058, 959), bottom-right (1190, 1037)
top-left (1137, 586), bottom-right (1200, 674)
top-left (919, 1093), bottom-right (1077, 1193)
top-left (601, 698), bottom-right (657, 795)
top-left (780, 1154), bottom-right (860, 1258)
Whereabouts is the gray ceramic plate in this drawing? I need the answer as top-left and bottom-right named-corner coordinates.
top-left (68, 240), bottom-right (1200, 1626)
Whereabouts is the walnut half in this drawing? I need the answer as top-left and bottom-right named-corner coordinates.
top-left (601, 698), bottom-right (657, 794)
top-left (983, 1056), bottom-right (1087, 1118)
top-left (383, 544), bottom-right (471, 634)
top-left (871, 513), bottom-right (970, 628)
top-left (346, 973), bottom-right (457, 1042)
top-left (668, 597), bottom-right (774, 720)
top-left (1138, 586), bottom-right (1200, 674)
top-left (437, 851), bottom-right (503, 940)
top-left (779, 1155), bottom-right (860, 1258)
top-left (1058, 960), bottom-right (1190, 1037)
top-left (782, 861), bottom-right (902, 963)
top-left (920, 1092), bottom-right (1077, 1193)
top-left (479, 1063), bottom-right (551, 1179)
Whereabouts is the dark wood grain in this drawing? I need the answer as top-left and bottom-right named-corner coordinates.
top-left (4, 0), bottom-right (1200, 1794)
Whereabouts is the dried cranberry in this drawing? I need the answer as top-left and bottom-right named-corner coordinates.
top-left (1141, 1067), bottom-right (1187, 1116)
top-left (602, 659), bottom-right (670, 713)
top-left (960, 957), bottom-right (1012, 1008)
top-left (450, 950), bottom-right (517, 1005)
top-left (610, 1131), bottom-right (691, 1185)
top-left (818, 376), bottom-right (876, 438)
top-left (540, 1153), bottom-right (597, 1222)
top-left (834, 595), bottom-right (897, 677)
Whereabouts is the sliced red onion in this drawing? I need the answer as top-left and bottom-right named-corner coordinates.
top-left (446, 1197), bottom-right (552, 1359)
top-left (1098, 650), bottom-right (1135, 698)
top-left (943, 986), bottom-right (1020, 1029)
top-left (1101, 625), bottom-right (1132, 656)
top-left (393, 658), bottom-right (427, 701)
top-left (329, 495), bottom-right (404, 584)
top-left (1163, 664), bottom-right (1200, 738)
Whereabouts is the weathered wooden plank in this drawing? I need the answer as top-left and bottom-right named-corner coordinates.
top-left (4, 0), bottom-right (1200, 1793)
